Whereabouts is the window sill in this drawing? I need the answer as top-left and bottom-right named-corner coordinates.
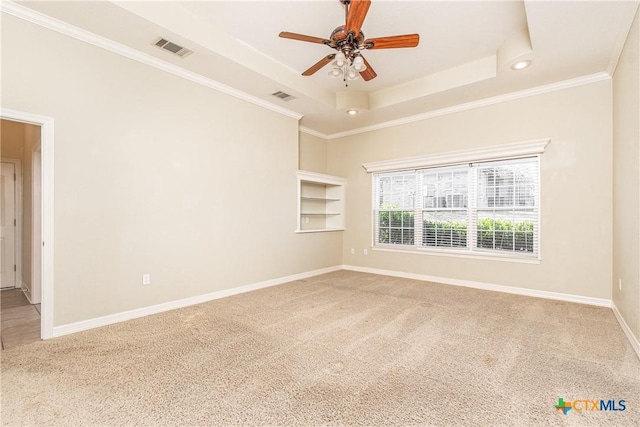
top-left (295, 228), bottom-right (344, 234)
top-left (372, 245), bottom-right (541, 264)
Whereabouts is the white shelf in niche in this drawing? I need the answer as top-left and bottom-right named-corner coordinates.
top-left (296, 170), bottom-right (346, 233)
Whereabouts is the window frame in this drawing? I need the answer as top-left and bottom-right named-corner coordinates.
top-left (364, 139), bottom-right (549, 263)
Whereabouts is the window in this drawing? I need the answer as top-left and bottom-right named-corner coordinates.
top-left (375, 172), bottom-right (415, 245)
top-left (372, 157), bottom-right (540, 259)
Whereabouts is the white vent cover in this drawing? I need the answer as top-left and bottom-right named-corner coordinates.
top-left (154, 38), bottom-right (193, 58)
top-left (271, 91), bottom-right (296, 101)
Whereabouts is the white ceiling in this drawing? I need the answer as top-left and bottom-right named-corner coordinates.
top-left (13, 1), bottom-right (640, 136)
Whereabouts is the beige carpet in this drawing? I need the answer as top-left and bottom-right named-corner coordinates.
top-left (1, 271), bottom-right (638, 426)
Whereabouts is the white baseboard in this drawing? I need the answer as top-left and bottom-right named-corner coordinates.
top-left (52, 264), bottom-right (625, 343)
top-left (611, 302), bottom-right (640, 360)
top-left (21, 281), bottom-right (33, 304)
top-left (341, 265), bottom-right (612, 307)
top-left (52, 265), bottom-right (341, 338)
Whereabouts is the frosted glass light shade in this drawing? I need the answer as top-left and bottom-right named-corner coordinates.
top-left (353, 56), bottom-right (364, 71)
top-left (328, 67), bottom-right (342, 78)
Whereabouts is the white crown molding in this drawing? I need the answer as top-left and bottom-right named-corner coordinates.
top-left (0, 1), bottom-right (303, 121)
top-left (299, 126), bottom-right (330, 139)
top-left (301, 72), bottom-right (610, 140)
top-left (342, 265), bottom-right (612, 308)
top-left (612, 302), bottom-right (640, 360)
top-left (362, 138), bottom-right (550, 173)
top-left (53, 265), bottom-right (341, 337)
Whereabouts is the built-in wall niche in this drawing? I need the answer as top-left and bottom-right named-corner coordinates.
top-left (296, 170), bottom-right (345, 233)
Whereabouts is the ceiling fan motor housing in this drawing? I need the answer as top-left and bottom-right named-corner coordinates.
top-left (330, 26), bottom-right (365, 61)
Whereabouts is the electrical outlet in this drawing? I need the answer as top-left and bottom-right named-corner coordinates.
top-left (364, 249), bottom-right (368, 255)
top-left (350, 248), bottom-right (355, 254)
top-left (618, 278), bottom-right (622, 291)
top-left (142, 274), bottom-right (151, 285)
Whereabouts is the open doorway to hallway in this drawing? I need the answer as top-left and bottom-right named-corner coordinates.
top-left (1, 118), bottom-right (42, 348)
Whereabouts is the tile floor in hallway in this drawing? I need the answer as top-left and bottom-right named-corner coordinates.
top-left (0, 288), bottom-right (41, 350)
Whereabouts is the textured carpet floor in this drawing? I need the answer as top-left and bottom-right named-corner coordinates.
top-left (1, 271), bottom-right (639, 426)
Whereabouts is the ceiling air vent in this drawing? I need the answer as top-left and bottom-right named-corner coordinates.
top-left (154, 38), bottom-right (193, 58)
top-left (271, 91), bottom-right (296, 102)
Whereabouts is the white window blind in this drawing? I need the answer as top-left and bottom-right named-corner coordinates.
top-left (374, 172), bottom-right (416, 245)
top-left (420, 166), bottom-right (469, 249)
top-left (373, 156), bottom-right (540, 259)
top-left (472, 159), bottom-right (538, 254)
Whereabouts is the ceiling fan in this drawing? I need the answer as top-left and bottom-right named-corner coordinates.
top-left (279, 0), bottom-right (419, 84)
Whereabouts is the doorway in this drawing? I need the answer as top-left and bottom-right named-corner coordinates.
top-left (1, 158), bottom-right (20, 290)
top-left (0, 110), bottom-right (54, 340)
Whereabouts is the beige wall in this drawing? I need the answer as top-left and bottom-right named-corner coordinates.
top-left (613, 8), bottom-right (640, 341)
top-left (299, 131), bottom-right (328, 174)
top-left (328, 81), bottom-right (613, 300)
top-left (1, 14), bottom-right (342, 326)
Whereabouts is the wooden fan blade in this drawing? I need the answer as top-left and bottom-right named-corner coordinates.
top-left (302, 54), bottom-right (336, 76)
top-left (364, 34), bottom-right (420, 49)
top-left (359, 56), bottom-right (377, 81)
top-left (279, 32), bottom-right (330, 45)
top-left (345, 0), bottom-right (371, 35)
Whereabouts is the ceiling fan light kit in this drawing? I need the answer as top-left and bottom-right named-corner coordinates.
top-left (328, 51), bottom-right (367, 84)
top-left (279, 0), bottom-right (419, 86)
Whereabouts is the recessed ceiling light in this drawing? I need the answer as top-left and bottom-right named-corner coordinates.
top-left (346, 109), bottom-right (358, 116)
top-left (511, 60), bottom-right (531, 71)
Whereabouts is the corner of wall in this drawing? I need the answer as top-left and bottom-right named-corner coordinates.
top-left (611, 3), bottom-right (640, 349)
top-left (299, 129), bottom-right (329, 174)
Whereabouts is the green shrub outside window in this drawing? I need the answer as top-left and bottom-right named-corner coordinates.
top-left (378, 211), bottom-right (415, 245)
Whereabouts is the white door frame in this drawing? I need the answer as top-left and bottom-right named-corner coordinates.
top-left (0, 157), bottom-right (23, 290)
top-left (1, 109), bottom-right (54, 339)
